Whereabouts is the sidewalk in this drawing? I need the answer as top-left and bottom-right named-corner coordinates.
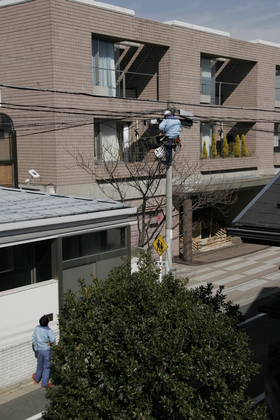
top-left (174, 237), bottom-right (270, 266)
top-left (0, 378), bottom-right (39, 405)
top-left (173, 239), bottom-right (280, 308)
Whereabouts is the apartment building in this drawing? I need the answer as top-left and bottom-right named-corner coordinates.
top-left (1, 0), bottom-right (280, 261)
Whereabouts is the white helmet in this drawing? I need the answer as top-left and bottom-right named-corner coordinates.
top-left (164, 110), bottom-right (171, 116)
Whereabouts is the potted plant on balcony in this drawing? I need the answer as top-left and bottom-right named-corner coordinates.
top-left (210, 134), bottom-right (217, 158)
top-left (221, 135), bottom-right (229, 158)
top-left (241, 134), bottom-right (248, 157)
top-left (201, 140), bottom-right (208, 159)
top-left (234, 135), bottom-right (241, 157)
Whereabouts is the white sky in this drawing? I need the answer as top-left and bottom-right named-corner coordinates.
top-left (100, 0), bottom-right (280, 44)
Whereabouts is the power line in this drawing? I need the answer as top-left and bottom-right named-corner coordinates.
top-left (1, 84), bottom-right (280, 139)
top-left (2, 83), bottom-right (280, 116)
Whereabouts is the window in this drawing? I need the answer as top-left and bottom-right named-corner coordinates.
top-left (94, 120), bottom-right (130, 162)
top-left (274, 123), bottom-right (280, 152)
top-left (0, 131), bottom-right (11, 161)
top-left (0, 247), bottom-right (13, 273)
top-left (62, 228), bottom-right (126, 261)
top-left (0, 240), bottom-right (52, 292)
top-left (200, 57), bottom-right (216, 104)
top-left (275, 67), bottom-right (280, 107)
top-left (92, 38), bottom-right (120, 97)
top-left (35, 240), bottom-right (52, 282)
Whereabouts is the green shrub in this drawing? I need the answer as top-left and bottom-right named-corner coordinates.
top-left (221, 135), bottom-right (229, 157)
top-left (210, 133), bottom-right (217, 158)
top-left (234, 134), bottom-right (241, 157)
top-left (201, 140), bottom-right (208, 159)
top-left (228, 142), bottom-right (235, 156)
top-left (241, 134), bottom-right (249, 157)
top-left (44, 253), bottom-right (266, 419)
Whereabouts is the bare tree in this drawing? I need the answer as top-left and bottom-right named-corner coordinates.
top-left (67, 123), bottom-right (238, 255)
top-left (67, 143), bottom-right (168, 249)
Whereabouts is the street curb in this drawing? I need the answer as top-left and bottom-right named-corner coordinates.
top-left (0, 379), bottom-right (41, 405)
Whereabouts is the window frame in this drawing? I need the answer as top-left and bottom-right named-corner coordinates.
top-left (275, 66), bottom-right (280, 107)
top-left (200, 56), bottom-right (216, 104)
top-left (274, 123), bottom-right (280, 153)
top-left (0, 240), bottom-right (53, 292)
top-left (94, 120), bottom-right (131, 163)
top-left (200, 122), bottom-right (214, 157)
top-left (92, 37), bottom-right (121, 97)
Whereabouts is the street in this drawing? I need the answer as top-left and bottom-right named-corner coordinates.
top-left (1, 244), bottom-right (280, 419)
top-left (173, 244), bottom-right (280, 406)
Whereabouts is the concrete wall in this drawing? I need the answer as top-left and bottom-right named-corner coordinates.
top-left (0, 280), bottom-right (59, 389)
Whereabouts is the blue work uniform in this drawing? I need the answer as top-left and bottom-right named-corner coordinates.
top-left (32, 325), bottom-right (56, 387)
top-left (159, 115), bottom-right (181, 166)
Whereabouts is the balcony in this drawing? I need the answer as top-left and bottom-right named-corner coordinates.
top-left (92, 40), bottom-right (167, 101)
top-left (200, 156), bottom-right (259, 174)
top-left (92, 67), bottom-right (158, 100)
top-left (201, 80), bottom-right (239, 105)
top-left (200, 57), bottom-right (257, 108)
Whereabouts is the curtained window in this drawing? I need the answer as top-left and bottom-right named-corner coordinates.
top-left (92, 38), bottom-right (119, 97)
top-left (94, 121), bottom-right (130, 162)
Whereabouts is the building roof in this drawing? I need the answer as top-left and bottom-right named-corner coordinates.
top-left (227, 171), bottom-right (280, 245)
top-left (0, 187), bottom-right (136, 246)
top-left (227, 172), bottom-right (280, 320)
top-left (0, 0), bottom-right (135, 16)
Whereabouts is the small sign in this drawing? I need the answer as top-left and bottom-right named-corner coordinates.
top-left (155, 261), bottom-right (167, 267)
top-left (153, 235), bottom-right (168, 256)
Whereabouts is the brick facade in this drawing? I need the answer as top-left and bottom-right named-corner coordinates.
top-left (1, 0), bottom-right (280, 259)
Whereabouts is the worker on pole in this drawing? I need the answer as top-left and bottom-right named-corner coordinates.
top-left (159, 110), bottom-right (182, 167)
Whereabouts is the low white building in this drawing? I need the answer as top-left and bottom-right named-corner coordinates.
top-left (0, 187), bottom-right (136, 390)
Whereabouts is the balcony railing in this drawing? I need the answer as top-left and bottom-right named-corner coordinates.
top-left (92, 67), bottom-right (158, 100)
top-left (200, 80), bottom-right (239, 105)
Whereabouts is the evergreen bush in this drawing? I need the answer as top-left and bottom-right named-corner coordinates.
top-left (201, 140), bottom-right (208, 159)
top-left (228, 142), bottom-right (235, 156)
top-left (210, 133), bottom-right (217, 158)
top-left (241, 134), bottom-right (249, 157)
top-left (221, 135), bottom-right (229, 158)
top-left (234, 134), bottom-right (241, 157)
top-left (43, 253), bottom-right (266, 419)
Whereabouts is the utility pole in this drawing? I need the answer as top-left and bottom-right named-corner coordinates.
top-left (164, 109), bottom-right (194, 273)
top-left (165, 148), bottom-right (173, 273)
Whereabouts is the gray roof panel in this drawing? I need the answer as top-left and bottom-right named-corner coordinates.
top-left (228, 171), bottom-right (280, 245)
top-left (232, 171), bottom-right (280, 229)
top-left (0, 187), bottom-right (131, 225)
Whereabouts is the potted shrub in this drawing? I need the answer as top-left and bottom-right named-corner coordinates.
top-left (211, 134), bottom-right (217, 158)
top-left (221, 135), bottom-right (229, 158)
top-left (241, 134), bottom-right (249, 157)
top-left (234, 134), bottom-right (241, 157)
top-left (201, 140), bottom-right (208, 159)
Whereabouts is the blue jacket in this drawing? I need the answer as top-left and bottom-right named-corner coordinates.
top-left (32, 325), bottom-right (56, 351)
top-left (159, 115), bottom-right (181, 139)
